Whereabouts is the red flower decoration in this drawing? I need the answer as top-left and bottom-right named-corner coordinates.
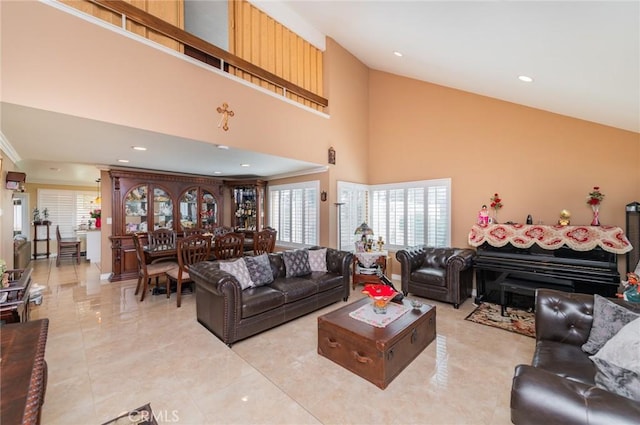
top-left (362, 284), bottom-right (396, 299)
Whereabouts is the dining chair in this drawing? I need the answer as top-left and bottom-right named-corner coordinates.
top-left (132, 233), bottom-right (178, 301)
top-left (249, 228), bottom-right (277, 255)
top-left (148, 228), bottom-right (176, 251)
top-left (183, 228), bottom-right (207, 237)
top-left (56, 225), bottom-right (81, 267)
top-left (212, 232), bottom-right (245, 260)
top-left (166, 234), bottom-right (212, 307)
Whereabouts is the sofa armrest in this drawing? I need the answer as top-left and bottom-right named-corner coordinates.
top-left (189, 261), bottom-right (243, 301)
top-left (511, 365), bottom-right (640, 425)
top-left (446, 248), bottom-right (475, 272)
top-left (325, 248), bottom-right (353, 300)
top-left (535, 289), bottom-right (594, 346)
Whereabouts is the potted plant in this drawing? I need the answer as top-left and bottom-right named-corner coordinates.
top-left (90, 209), bottom-right (101, 229)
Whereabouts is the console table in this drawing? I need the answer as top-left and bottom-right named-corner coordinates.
top-left (0, 318), bottom-right (49, 425)
top-left (352, 251), bottom-right (388, 289)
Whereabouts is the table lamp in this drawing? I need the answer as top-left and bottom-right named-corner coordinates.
top-left (354, 222), bottom-right (374, 243)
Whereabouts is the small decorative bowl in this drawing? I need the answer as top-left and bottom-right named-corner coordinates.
top-left (410, 299), bottom-right (422, 309)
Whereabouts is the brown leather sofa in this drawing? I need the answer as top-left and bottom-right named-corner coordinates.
top-left (395, 246), bottom-right (475, 308)
top-left (511, 289), bottom-right (640, 425)
top-left (190, 247), bottom-right (352, 346)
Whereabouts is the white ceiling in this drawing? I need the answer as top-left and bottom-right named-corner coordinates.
top-left (280, 0), bottom-right (639, 132)
top-left (3, 1), bottom-right (639, 186)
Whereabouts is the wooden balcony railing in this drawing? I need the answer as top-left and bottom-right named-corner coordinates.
top-left (89, 0), bottom-right (328, 108)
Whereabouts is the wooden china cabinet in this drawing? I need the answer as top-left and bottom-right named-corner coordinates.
top-left (109, 170), bottom-right (224, 282)
top-left (225, 179), bottom-right (266, 231)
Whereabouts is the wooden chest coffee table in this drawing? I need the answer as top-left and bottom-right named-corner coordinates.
top-left (318, 297), bottom-right (436, 389)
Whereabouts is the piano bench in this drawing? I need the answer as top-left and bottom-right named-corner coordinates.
top-left (499, 280), bottom-right (572, 317)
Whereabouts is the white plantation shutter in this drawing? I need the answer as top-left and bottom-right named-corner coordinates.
top-left (38, 189), bottom-right (96, 237)
top-left (337, 182), bottom-right (368, 250)
top-left (268, 181), bottom-right (319, 247)
top-left (426, 185), bottom-right (449, 246)
top-left (338, 179), bottom-right (451, 250)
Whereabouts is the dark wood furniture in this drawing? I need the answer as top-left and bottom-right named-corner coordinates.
top-left (0, 268), bottom-right (33, 324)
top-left (352, 252), bottom-right (387, 290)
top-left (55, 225), bottom-right (81, 267)
top-left (317, 297), bottom-right (436, 389)
top-left (109, 170), bottom-right (224, 282)
top-left (132, 233), bottom-right (178, 302)
top-left (166, 234), bottom-right (212, 308)
top-left (225, 179), bottom-right (265, 231)
top-left (249, 228), bottom-right (277, 255)
top-left (32, 222), bottom-right (50, 260)
top-left (0, 318), bottom-right (49, 425)
top-left (212, 232), bottom-right (245, 260)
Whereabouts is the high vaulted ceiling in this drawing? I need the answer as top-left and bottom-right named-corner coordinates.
top-left (2, 1), bottom-right (638, 186)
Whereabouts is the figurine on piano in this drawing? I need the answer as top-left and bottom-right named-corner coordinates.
top-left (478, 205), bottom-right (490, 227)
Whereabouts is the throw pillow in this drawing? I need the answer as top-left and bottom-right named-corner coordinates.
top-left (244, 254), bottom-right (274, 287)
top-left (282, 249), bottom-right (311, 278)
top-left (308, 248), bottom-right (328, 272)
top-left (219, 258), bottom-right (254, 290)
top-left (581, 294), bottom-right (640, 354)
top-left (590, 318), bottom-right (640, 401)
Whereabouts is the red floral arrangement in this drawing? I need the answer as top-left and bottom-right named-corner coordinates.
top-left (362, 284), bottom-right (397, 309)
top-left (490, 193), bottom-right (503, 211)
top-left (586, 186), bottom-right (604, 206)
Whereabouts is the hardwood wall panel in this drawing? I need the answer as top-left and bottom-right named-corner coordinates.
top-left (229, 0), bottom-right (324, 110)
top-left (61, 0), bottom-right (184, 52)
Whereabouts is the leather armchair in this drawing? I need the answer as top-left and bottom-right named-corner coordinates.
top-left (395, 245), bottom-right (475, 308)
top-left (510, 289), bottom-right (640, 425)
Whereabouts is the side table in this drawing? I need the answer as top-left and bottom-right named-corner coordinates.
top-left (352, 251), bottom-right (388, 289)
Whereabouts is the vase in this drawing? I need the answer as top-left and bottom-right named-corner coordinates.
top-left (590, 205), bottom-right (600, 226)
top-left (95, 217), bottom-right (101, 229)
top-left (492, 210), bottom-right (499, 225)
top-left (372, 298), bottom-right (391, 314)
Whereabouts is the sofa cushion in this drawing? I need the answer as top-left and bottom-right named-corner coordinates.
top-left (308, 248), bottom-right (327, 272)
top-left (591, 318), bottom-right (640, 401)
top-left (410, 267), bottom-right (446, 287)
top-left (219, 258), bottom-right (254, 290)
top-left (283, 249), bottom-right (311, 278)
top-left (307, 272), bottom-right (343, 293)
top-left (582, 294), bottom-right (640, 354)
top-left (270, 278), bottom-right (317, 303)
top-left (241, 286), bottom-right (286, 318)
top-left (533, 340), bottom-right (597, 385)
top-left (244, 254), bottom-right (274, 287)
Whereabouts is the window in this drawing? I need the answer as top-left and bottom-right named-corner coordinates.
top-left (268, 181), bottom-right (319, 247)
top-left (38, 189), bottom-right (98, 237)
top-left (338, 179), bottom-right (451, 251)
top-left (337, 182), bottom-right (368, 250)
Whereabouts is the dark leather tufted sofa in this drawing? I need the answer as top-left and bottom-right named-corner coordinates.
top-left (395, 245), bottom-right (475, 308)
top-left (511, 289), bottom-right (640, 425)
top-left (189, 247), bottom-right (352, 346)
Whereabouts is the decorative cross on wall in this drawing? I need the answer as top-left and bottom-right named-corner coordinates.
top-left (216, 102), bottom-right (234, 131)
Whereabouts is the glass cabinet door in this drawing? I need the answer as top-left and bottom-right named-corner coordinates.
top-left (233, 187), bottom-right (257, 230)
top-left (201, 190), bottom-right (218, 230)
top-left (153, 187), bottom-right (173, 230)
top-left (179, 188), bottom-right (198, 230)
top-left (124, 184), bottom-right (148, 234)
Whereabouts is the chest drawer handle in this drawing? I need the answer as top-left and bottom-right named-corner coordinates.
top-left (325, 337), bottom-right (341, 349)
top-left (352, 351), bottom-right (372, 364)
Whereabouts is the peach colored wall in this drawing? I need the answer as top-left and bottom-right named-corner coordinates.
top-left (369, 70), bottom-right (639, 272)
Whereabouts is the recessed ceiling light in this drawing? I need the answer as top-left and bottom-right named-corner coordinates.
top-left (393, 51), bottom-right (403, 57)
top-left (518, 75), bottom-right (534, 83)
top-left (213, 171), bottom-right (222, 174)
top-left (131, 146), bottom-right (147, 151)
top-left (49, 167), bottom-right (61, 172)
top-left (217, 145), bottom-right (229, 150)
top-left (117, 159), bottom-right (130, 163)
top-left (240, 163), bottom-right (250, 167)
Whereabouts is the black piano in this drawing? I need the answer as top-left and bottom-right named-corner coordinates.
top-left (474, 242), bottom-right (621, 305)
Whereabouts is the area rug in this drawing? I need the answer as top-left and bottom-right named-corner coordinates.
top-left (465, 302), bottom-right (535, 338)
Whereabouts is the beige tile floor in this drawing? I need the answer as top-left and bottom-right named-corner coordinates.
top-left (28, 258), bottom-right (535, 425)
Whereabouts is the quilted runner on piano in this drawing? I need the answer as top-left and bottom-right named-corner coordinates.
top-left (468, 224), bottom-right (632, 254)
